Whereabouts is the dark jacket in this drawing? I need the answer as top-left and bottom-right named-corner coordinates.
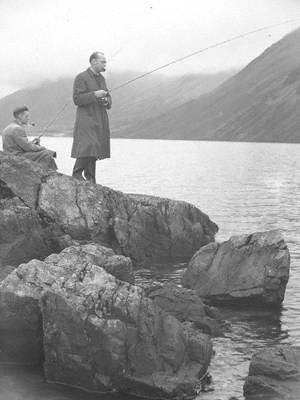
top-left (71, 68), bottom-right (112, 159)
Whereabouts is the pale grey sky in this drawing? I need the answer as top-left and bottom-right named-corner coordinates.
top-left (1, 0), bottom-right (300, 97)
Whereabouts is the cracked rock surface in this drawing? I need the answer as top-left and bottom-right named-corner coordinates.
top-left (182, 230), bottom-right (290, 307)
top-left (0, 196), bottom-right (62, 267)
top-left (0, 245), bottom-right (212, 399)
top-left (0, 152), bottom-right (218, 266)
top-left (244, 345), bottom-right (300, 399)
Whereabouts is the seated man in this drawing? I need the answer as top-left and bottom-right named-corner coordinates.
top-left (2, 106), bottom-right (57, 170)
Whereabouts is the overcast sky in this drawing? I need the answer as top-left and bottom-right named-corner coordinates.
top-left (1, 0), bottom-right (300, 97)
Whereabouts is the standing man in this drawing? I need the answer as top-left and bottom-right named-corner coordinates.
top-left (71, 52), bottom-right (112, 183)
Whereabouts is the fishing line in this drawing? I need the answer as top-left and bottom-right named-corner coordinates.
top-left (40, 17), bottom-right (300, 136)
top-left (108, 46), bottom-right (123, 62)
top-left (38, 102), bottom-right (69, 138)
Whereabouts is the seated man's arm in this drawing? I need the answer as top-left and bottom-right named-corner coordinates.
top-left (13, 128), bottom-right (45, 152)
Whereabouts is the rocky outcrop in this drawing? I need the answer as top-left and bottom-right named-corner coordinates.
top-left (0, 244), bottom-right (133, 365)
top-left (146, 283), bottom-right (228, 335)
top-left (0, 265), bottom-right (14, 282)
top-left (51, 243), bottom-right (135, 283)
top-left (0, 245), bottom-right (212, 399)
top-left (0, 196), bottom-right (63, 267)
top-left (182, 230), bottom-right (290, 307)
top-left (244, 345), bottom-right (300, 398)
top-left (0, 152), bottom-right (217, 266)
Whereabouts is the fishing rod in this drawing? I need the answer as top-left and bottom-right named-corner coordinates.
top-left (109, 17), bottom-right (300, 92)
top-left (39, 17), bottom-right (300, 137)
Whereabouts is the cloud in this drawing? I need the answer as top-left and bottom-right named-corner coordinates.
top-left (0, 0), bottom-right (299, 97)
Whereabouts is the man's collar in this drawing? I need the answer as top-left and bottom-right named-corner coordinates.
top-left (14, 119), bottom-right (23, 126)
top-left (89, 66), bottom-right (100, 76)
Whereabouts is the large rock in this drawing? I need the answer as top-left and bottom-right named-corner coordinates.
top-left (38, 176), bottom-right (217, 264)
top-left (0, 153), bottom-right (71, 267)
top-left (0, 246), bottom-right (212, 399)
top-left (0, 152), bottom-right (217, 266)
top-left (0, 196), bottom-right (62, 267)
top-left (0, 244), bottom-right (133, 365)
top-left (244, 345), bottom-right (300, 398)
top-left (182, 230), bottom-right (290, 307)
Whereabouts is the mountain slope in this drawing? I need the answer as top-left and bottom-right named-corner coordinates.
top-left (121, 28), bottom-right (300, 142)
top-left (0, 70), bottom-right (233, 136)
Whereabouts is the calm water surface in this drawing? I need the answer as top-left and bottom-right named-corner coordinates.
top-left (2, 138), bottom-right (300, 400)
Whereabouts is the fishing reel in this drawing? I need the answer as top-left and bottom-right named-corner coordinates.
top-left (98, 96), bottom-right (109, 106)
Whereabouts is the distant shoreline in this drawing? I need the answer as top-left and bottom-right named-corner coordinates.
top-left (37, 134), bottom-right (300, 145)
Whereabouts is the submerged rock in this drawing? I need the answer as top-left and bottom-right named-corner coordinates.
top-left (182, 230), bottom-right (290, 307)
top-left (146, 283), bottom-right (228, 336)
top-left (0, 245), bottom-right (212, 399)
top-left (0, 152), bottom-right (218, 266)
top-left (244, 345), bottom-right (300, 398)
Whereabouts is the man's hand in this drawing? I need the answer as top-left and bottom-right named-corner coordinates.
top-left (31, 138), bottom-right (40, 145)
top-left (94, 90), bottom-right (107, 98)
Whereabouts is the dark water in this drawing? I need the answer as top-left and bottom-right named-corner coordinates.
top-left (2, 138), bottom-right (300, 400)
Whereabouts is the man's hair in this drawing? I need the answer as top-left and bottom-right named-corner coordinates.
top-left (89, 52), bottom-right (104, 63)
top-left (13, 106), bottom-right (29, 118)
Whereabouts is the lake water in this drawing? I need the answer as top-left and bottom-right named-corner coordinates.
top-left (2, 138), bottom-right (300, 400)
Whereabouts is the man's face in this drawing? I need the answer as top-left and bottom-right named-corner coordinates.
top-left (92, 55), bottom-right (107, 73)
top-left (18, 111), bottom-right (29, 124)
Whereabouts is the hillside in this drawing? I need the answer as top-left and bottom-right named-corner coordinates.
top-left (120, 28), bottom-right (300, 142)
top-left (0, 70), bottom-right (233, 136)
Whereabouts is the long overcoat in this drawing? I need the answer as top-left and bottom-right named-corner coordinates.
top-left (71, 68), bottom-right (112, 159)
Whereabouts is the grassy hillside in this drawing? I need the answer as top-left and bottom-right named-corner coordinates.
top-left (121, 28), bottom-right (300, 142)
top-left (0, 70), bottom-right (233, 137)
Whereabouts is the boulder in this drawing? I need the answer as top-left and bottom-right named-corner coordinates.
top-left (0, 244), bottom-right (133, 365)
top-left (0, 152), bottom-right (218, 266)
top-left (146, 283), bottom-right (228, 335)
top-left (0, 245), bottom-right (212, 399)
top-left (182, 230), bottom-right (290, 307)
top-left (0, 196), bottom-right (63, 267)
top-left (244, 345), bottom-right (300, 398)
top-left (0, 265), bottom-right (14, 282)
top-left (38, 176), bottom-right (217, 264)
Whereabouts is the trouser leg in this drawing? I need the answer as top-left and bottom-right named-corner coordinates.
top-left (22, 150), bottom-right (57, 170)
top-left (83, 157), bottom-right (96, 183)
top-left (72, 158), bottom-right (86, 180)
